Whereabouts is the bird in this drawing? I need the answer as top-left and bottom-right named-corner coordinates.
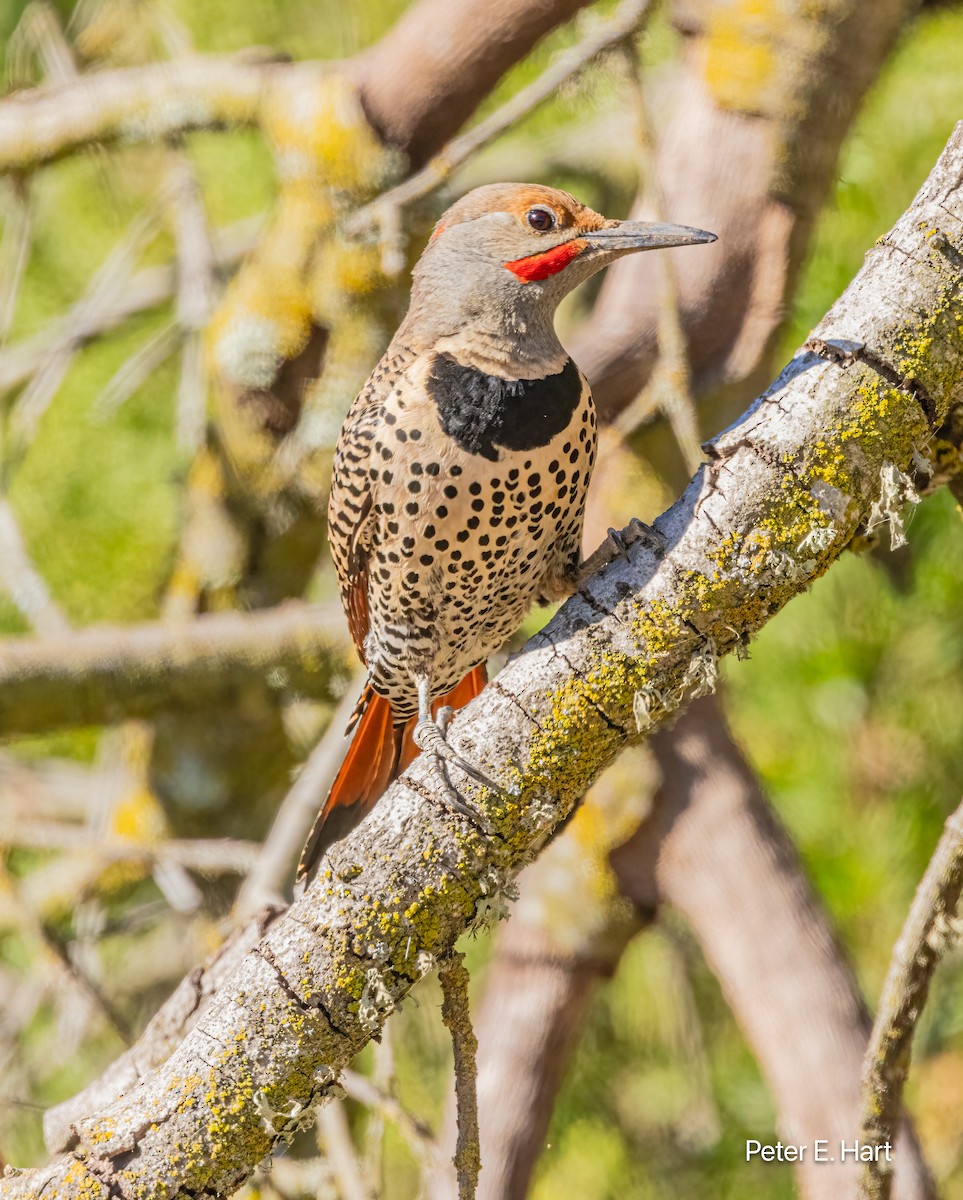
top-left (296, 183), bottom-right (716, 884)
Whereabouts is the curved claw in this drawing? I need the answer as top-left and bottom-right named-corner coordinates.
top-left (608, 517), bottom-right (666, 559)
top-left (413, 717), bottom-right (498, 791)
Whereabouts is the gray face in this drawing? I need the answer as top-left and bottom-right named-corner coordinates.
top-left (406, 212), bottom-right (581, 347)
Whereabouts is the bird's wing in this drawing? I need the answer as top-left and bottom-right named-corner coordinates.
top-left (342, 490), bottom-right (373, 657)
top-left (328, 350), bottom-right (414, 660)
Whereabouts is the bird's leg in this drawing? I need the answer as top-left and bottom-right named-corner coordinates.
top-left (577, 517), bottom-right (666, 584)
top-left (412, 677), bottom-right (498, 828)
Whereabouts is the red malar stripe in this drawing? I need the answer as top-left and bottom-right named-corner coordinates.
top-left (504, 238), bottom-right (586, 282)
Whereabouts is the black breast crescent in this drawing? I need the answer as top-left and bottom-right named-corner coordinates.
top-left (426, 354), bottom-right (582, 462)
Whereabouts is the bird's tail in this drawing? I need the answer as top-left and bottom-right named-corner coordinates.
top-left (296, 665), bottom-right (487, 885)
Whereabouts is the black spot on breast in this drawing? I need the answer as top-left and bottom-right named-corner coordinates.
top-left (426, 354), bottom-right (582, 462)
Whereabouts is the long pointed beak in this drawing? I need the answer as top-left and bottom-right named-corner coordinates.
top-left (585, 221), bottom-right (717, 251)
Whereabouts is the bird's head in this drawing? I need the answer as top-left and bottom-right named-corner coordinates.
top-left (401, 182), bottom-right (716, 375)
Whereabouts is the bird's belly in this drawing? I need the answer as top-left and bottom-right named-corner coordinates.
top-left (364, 408), bottom-right (594, 714)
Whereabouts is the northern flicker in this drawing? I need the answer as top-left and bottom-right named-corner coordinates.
top-left (297, 183), bottom-right (715, 883)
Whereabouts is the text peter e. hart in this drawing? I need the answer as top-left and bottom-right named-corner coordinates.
top-left (746, 1140), bottom-right (893, 1164)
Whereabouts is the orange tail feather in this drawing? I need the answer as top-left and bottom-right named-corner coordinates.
top-left (296, 688), bottom-right (402, 883)
top-left (297, 664), bottom-right (488, 884)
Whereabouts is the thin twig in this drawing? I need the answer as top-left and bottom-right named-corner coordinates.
top-left (169, 155), bottom-right (215, 335)
top-left (0, 214), bottom-right (260, 396)
top-left (0, 820), bottom-right (262, 873)
top-left (438, 951), bottom-right (481, 1200)
top-left (859, 797), bottom-right (963, 1200)
top-left (344, 0), bottom-right (651, 242)
top-left (610, 44), bottom-right (702, 471)
top-left (8, 196), bottom-right (168, 445)
top-left (168, 138), bottom-right (215, 452)
top-left (316, 1101), bottom-right (371, 1200)
top-left (341, 1068), bottom-right (440, 1169)
top-left (151, 1), bottom-right (195, 60)
top-left (43, 903), bottom-right (287, 1153)
top-left (91, 320), bottom-right (182, 420)
top-left (0, 496), bottom-right (70, 633)
top-left (0, 861), bottom-right (133, 1045)
top-left (0, 179), bottom-right (32, 345)
top-left (175, 332), bottom-right (207, 452)
top-left (7, 1), bottom-right (77, 89)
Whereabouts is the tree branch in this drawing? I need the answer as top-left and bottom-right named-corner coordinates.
top-left (0, 821), bottom-right (261, 874)
top-left (4, 122), bottom-right (962, 1200)
top-left (630, 695), bottom-right (935, 1200)
top-left (345, 0), bottom-right (651, 241)
top-left (0, 55), bottom-right (285, 171)
top-left (859, 797), bottom-right (963, 1200)
top-left (0, 602), bottom-right (351, 736)
top-left (347, 0), bottom-right (595, 170)
top-left (439, 952), bottom-right (481, 1200)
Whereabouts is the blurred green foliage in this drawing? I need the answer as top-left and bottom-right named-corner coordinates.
top-left (2, 1), bottom-right (963, 1196)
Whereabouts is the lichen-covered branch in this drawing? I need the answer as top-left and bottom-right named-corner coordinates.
top-left (0, 55), bottom-right (286, 171)
top-left (859, 797), bottom-right (963, 1200)
top-left (439, 952), bottom-right (481, 1200)
top-left (3, 123), bottom-right (961, 1200)
top-left (0, 602), bottom-right (350, 736)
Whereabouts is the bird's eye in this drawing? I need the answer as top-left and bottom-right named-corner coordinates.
top-left (526, 206), bottom-right (556, 232)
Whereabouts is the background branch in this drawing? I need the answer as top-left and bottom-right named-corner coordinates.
top-left (859, 797), bottom-right (963, 1200)
top-left (0, 602), bottom-right (350, 736)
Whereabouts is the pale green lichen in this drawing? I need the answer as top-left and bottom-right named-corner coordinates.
top-left (865, 461), bottom-right (921, 549)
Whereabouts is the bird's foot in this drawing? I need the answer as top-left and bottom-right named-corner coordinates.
top-left (579, 517), bottom-right (666, 583)
top-left (413, 710), bottom-right (497, 834)
top-left (413, 711), bottom-right (496, 790)
top-left (607, 517), bottom-right (666, 560)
